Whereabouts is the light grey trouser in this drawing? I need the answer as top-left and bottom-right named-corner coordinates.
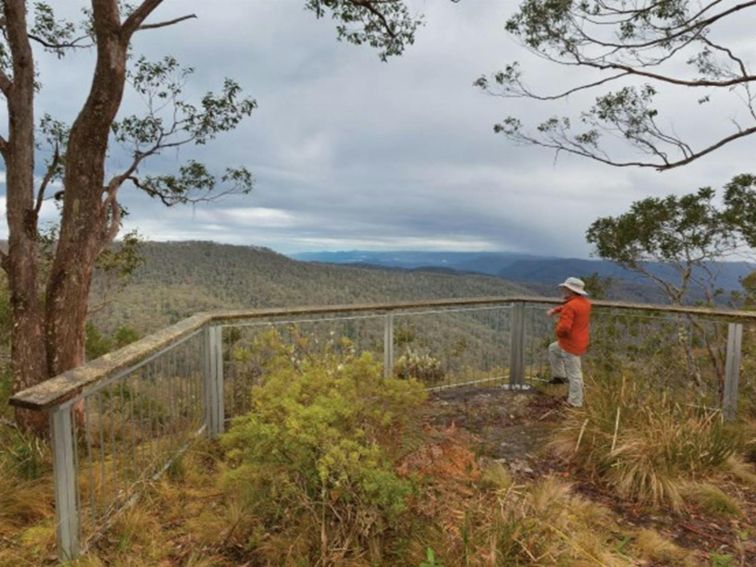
top-left (548, 341), bottom-right (584, 407)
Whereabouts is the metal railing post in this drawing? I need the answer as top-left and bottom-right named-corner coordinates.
top-left (50, 404), bottom-right (80, 561)
top-left (723, 322), bottom-right (743, 422)
top-left (509, 303), bottom-right (525, 388)
top-left (204, 325), bottom-right (225, 436)
top-left (384, 313), bottom-right (394, 378)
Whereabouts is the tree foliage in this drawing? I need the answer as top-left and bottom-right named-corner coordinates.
top-left (579, 272), bottom-right (614, 299)
top-left (305, 0), bottom-right (421, 61)
top-left (586, 174), bottom-right (755, 303)
top-left (0, 0), bottom-right (421, 427)
top-left (477, 0), bottom-right (756, 170)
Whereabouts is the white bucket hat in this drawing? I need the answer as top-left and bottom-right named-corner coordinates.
top-left (558, 277), bottom-right (589, 296)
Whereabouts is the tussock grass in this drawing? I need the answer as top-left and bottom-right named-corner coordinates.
top-left (0, 424), bottom-right (51, 481)
top-left (0, 424), bottom-right (56, 567)
top-left (410, 462), bottom-right (633, 566)
top-left (726, 456), bottom-right (756, 486)
top-left (681, 482), bottom-right (744, 518)
top-left (503, 477), bottom-right (626, 566)
top-left (0, 477), bottom-right (54, 534)
top-left (632, 528), bottom-right (696, 566)
top-left (551, 372), bottom-right (743, 509)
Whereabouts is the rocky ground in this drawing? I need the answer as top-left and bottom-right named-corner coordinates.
top-left (425, 384), bottom-right (564, 477)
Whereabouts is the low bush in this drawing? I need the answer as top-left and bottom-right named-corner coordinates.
top-left (394, 348), bottom-right (445, 384)
top-left (220, 333), bottom-right (427, 565)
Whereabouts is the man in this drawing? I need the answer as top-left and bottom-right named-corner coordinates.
top-left (546, 277), bottom-right (592, 407)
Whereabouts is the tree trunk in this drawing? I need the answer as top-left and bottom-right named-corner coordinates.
top-left (45, 0), bottom-right (128, 376)
top-left (3, 0), bottom-right (48, 432)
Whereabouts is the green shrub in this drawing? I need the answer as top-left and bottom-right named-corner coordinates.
top-left (220, 333), bottom-right (426, 564)
top-left (395, 348), bottom-right (445, 384)
top-left (552, 371), bottom-right (743, 509)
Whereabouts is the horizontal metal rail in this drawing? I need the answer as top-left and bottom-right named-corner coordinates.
top-left (10, 296), bottom-right (756, 412)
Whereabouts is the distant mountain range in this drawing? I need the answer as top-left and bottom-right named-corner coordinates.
top-left (292, 250), bottom-right (755, 302)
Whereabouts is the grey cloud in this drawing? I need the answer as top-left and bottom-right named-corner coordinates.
top-left (1, 0), bottom-right (754, 259)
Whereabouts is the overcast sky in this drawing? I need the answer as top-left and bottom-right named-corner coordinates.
top-left (1, 0), bottom-right (754, 258)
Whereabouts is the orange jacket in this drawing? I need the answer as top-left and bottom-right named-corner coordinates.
top-left (553, 296), bottom-right (592, 355)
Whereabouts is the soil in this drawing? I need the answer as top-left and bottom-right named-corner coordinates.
top-left (424, 384), bottom-right (564, 478)
top-left (424, 384), bottom-right (756, 566)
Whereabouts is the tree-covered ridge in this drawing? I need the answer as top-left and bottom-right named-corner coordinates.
top-left (90, 241), bottom-right (530, 335)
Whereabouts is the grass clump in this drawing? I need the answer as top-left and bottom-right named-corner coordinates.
top-left (681, 483), bottom-right (744, 519)
top-left (492, 477), bottom-right (626, 566)
top-left (0, 422), bottom-right (55, 567)
top-left (220, 332), bottom-right (427, 565)
top-left (413, 470), bottom-right (633, 566)
top-left (552, 372), bottom-right (743, 509)
top-left (632, 528), bottom-right (696, 566)
top-left (0, 422), bottom-right (50, 482)
top-left (725, 456), bottom-right (756, 486)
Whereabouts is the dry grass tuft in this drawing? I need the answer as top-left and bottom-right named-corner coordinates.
top-left (681, 482), bottom-right (744, 518)
top-left (726, 456), bottom-right (756, 486)
top-left (0, 477), bottom-right (54, 534)
top-left (411, 467), bottom-right (632, 566)
top-left (633, 528), bottom-right (696, 566)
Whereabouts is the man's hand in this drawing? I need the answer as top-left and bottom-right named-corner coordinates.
top-left (547, 308), bottom-right (558, 316)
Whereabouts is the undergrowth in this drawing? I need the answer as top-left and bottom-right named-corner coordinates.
top-left (552, 371), bottom-right (744, 509)
top-left (1, 336), bottom-right (754, 565)
top-left (0, 422), bottom-right (55, 566)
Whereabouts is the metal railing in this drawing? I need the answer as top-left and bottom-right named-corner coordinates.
top-left (9, 296), bottom-right (755, 561)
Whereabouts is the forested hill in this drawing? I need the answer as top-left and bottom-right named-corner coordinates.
top-left (91, 241), bottom-right (530, 335)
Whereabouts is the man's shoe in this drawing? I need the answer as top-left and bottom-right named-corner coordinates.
top-left (548, 377), bottom-right (568, 385)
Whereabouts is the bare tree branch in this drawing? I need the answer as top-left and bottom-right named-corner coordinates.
top-left (138, 13), bottom-right (197, 31)
top-left (27, 33), bottom-right (92, 51)
top-left (505, 122), bottom-right (756, 171)
top-left (478, 69), bottom-right (631, 101)
top-left (579, 58), bottom-right (756, 89)
top-left (101, 193), bottom-right (122, 245)
top-left (34, 144), bottom-right (60, 215)
top-left (126, 175), bottom-right (172, 206)
top-left (121, 0), bottom-right (164, 37)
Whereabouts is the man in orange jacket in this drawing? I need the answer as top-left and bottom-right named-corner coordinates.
top-left (546, 277), bottom-right (592, 407)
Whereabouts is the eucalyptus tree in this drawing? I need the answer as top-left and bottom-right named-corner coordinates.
top-left (586, 174), bottom-right (755, 303)
top-left (586, 174), bottom-right (755, 385)
top-left (1, 0), bottom-right (419, 429)
top-left (476, 0), bottom-right (756, 170)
